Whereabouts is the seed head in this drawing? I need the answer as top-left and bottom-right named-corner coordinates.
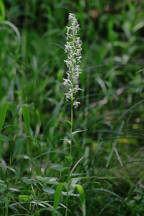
top-left (64, 13), bottom-right (82, 108)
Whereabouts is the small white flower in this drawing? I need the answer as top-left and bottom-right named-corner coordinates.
top-left (64, 13), bottom-right (82, 108)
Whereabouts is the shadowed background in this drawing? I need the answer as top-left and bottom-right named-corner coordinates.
top-left (0, 0), bottom-right (144, 215)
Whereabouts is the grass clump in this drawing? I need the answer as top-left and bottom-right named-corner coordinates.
top-left (1, 1), bottom-right (144, 215)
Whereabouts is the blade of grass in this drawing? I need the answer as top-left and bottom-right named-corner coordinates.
top-left (0, 102), bottom-right (8, 157)
top-left (0, 103), bottom-right (8, 133)
top-left (0, 20), bottom-right (21, 43)
top-left (52, 183), bottom-right (63, 216)
top-left (76, 184), bottom-right (86, 216)
top-left (106, 121), bottom-right (125, 168)
top-left (0, 0), bottom-right (5, 21)
top-left (22, 105), bottom-right (30, 136)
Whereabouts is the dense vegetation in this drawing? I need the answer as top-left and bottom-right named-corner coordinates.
top-left (1, 0), bottom-right (144, 215)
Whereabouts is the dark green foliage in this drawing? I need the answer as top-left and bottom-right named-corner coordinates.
top-left (0, 0), bottom-right (144, 215)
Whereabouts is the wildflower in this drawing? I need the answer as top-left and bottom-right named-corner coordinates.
top-left (64, 13), bottom-right (82, 108)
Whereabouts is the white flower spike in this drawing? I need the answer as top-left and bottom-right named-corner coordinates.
top-left (64, 13), bottom-right (82, 108)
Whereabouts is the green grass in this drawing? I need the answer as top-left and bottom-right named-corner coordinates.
top-left (1, 0), bottom-right (144, 215)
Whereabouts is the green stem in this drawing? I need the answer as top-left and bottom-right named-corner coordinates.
top-left (0, 142), bottom-right (2, 158)
top-left (70, 98), bottom-right (73, 157)
top-left (65, 97), bottom-right (73, 216)
top-left (65, 177), bottom-right (71, 216)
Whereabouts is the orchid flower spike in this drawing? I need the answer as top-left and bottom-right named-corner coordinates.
top-left (64, 13), bottom-right (82, 108)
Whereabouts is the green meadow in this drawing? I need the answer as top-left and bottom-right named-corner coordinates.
top-left (0, 0), bottom-right (144, 215)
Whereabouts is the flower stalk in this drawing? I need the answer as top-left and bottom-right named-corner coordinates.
top-left (64, 13), bottom-right (82, 156)
top-left (64, 13), bottom-right (82, 216)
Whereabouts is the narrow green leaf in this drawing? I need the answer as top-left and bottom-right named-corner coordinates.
top-left (0, 180), bottom-right (7, 192)
top-left (18, 195), bottom-right (31, 202)
top-left (0, 0), bottom-right (5, 21)
top-left (0, 21), bottom-right (21, 43)
top-left (36, 176), bottom-right (58, 185)
top-left (0, 103), bottom-right (8, 133)
top-left (52, 183), bottom-right (63, 216)
top-left (76, 184), bottom-right (86, 216)
top-left (22, 105), bottom-right (30, 136)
